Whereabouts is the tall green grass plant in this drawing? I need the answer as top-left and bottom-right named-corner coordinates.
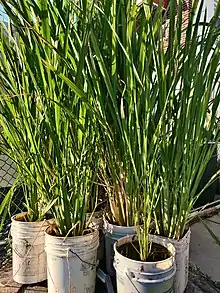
top-left (0, 0), bottom-right (101, 236)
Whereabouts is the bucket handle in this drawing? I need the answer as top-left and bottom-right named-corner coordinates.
top-left (129, 265), bottom-right (175, 277)
top-left (66, 248), bottom-right (98, 268)
top-left (124, 265), bottom-right (176, 285)
top-left (65, 248), bottom-right (98, 292)
top-left (124, 267), bottom-right (141, 293)
top-left (66, 248), bottom-right (99, 291)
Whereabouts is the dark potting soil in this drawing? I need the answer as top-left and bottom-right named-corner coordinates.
top-left (118, 241), bottom-right (171, 262)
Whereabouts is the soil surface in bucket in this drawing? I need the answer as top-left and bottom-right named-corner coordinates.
top-left (118, 240), bottom-right (171, 262)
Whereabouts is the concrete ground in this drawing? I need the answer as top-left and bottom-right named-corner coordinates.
top-left (190, 213), bottom-right (220, 282)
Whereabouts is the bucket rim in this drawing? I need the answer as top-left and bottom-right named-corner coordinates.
top-left (45, 226), bottom-right (99, 240)
top-left (104, 219), bottom-right (138, 230)
top-left (114, 234), bottom-right (175, 266)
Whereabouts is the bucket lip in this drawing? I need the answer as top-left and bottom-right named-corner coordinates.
top-left (45, 226), bottom-right (98, 240)
top-left (104, 219), bottom-right (137, 230)
top-left (114, 234), bottom-right (175, 266)
top-left (11, 212), bottom-right (52, 225)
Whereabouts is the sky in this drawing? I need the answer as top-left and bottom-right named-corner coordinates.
top-left (0, 5), bottom-right (8, 22)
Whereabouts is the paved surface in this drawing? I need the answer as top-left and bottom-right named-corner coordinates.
top-left (1, 263), bottom-right (220, 293)
top-left (0, 266), bottom-right (107, 293)
top-left (190, 214), bottom-right (220, 282)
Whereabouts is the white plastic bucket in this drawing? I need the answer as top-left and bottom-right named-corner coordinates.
top-left (87, 210), bottom-right (105, 263)
top-left (104, 220), bottom-right (137, 276)
top-left (10, 213), bottom-right (51, 284)
top-left (45, 228), bottom-right (99, 293)
top-left (114, 234), bottom-right (176, 293)
top-left (149, 229), bottom-right (191, 293)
